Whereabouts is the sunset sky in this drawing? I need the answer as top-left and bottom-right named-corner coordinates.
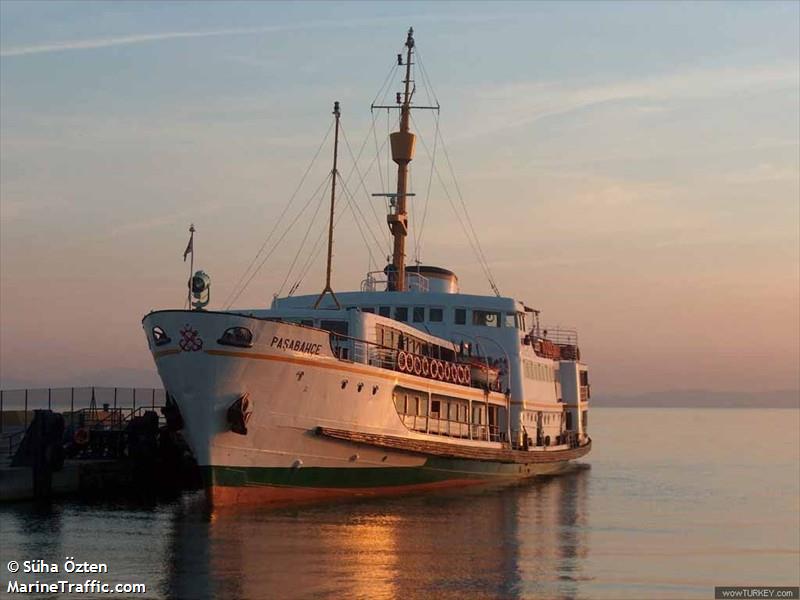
top-left (1, 1), bottom-right (798, 396)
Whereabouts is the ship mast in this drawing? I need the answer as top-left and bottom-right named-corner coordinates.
top-left (314, 101), bottom-right (342, 309)
top-left (387, 28), bottom-right (417, 292)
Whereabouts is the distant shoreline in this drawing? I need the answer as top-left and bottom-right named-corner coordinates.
top-left (594, 404), bottom-right (799, 409)
top-left (593, 389), bottom-right (799, 409)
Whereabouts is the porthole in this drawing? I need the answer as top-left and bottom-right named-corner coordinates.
top-left (217, 327), bottom-right (253, 348)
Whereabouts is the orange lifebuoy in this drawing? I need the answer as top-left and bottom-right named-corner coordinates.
top-left (413, 355), bottom-right (422, 376)
top-left (443, 363), bottom-right (451, 382)
top-left (421, 357), bottom-right (430, 377)
top-left (398, 351), bottom-right (408, 372)
top-left (73, 428), bottom-right (90, 446)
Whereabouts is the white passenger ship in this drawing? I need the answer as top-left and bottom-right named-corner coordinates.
top-left (143, 29), bottom-right (591, 506)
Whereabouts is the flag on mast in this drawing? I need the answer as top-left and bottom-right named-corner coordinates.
top-left (183, 224), bottom-right (195, 262)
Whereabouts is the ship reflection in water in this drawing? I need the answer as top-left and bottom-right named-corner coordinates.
top-left (164, 465), bottom-right (590, 600)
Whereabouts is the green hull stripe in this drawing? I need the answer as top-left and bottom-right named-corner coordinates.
top-left (204, 457), bottom-right (565, 489)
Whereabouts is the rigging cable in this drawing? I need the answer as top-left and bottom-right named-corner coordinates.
top-left (411, 114), bottom-right (501, 297)
top-left (414, 49), bottom-right (499, 295)
top-left (437, 125), bottom-right (501, 296)
top-left (285, 103), bottom-right (399, 298)
top-left (340, 121), bottom-right (390, 250)
top-left (371, 110), bottom-right (386, 204)
top-left (409, 162), bottom-right (417, 265)
top-left (275, 172), bottom-right (332, 298)
top-left (224, 171), bottom-right (333, 308)
top-left (290, 175), bottom-right (375, 294)
top-left (415, 110), bottom-right (439, 262)
top-left (289, 221), bottom-right (328, 296)
top-left (222, 120), bottom-right (334, 308)
top-left (337, 172), bottom-right (382, 264)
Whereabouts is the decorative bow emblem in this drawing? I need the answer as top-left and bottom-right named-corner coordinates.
top-left (179, 324), bottom-right (203, 352)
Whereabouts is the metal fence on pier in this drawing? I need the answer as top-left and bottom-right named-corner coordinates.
top-left (0, 387), bottom-right (166, 435)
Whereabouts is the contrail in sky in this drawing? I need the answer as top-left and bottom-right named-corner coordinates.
top-left (1, 25), bottom-right (318, 57)
top-left (0, 14), bottom-right (512, 58)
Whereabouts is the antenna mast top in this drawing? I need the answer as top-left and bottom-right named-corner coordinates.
top-left (386, 27), bottom-right (417, 292)
top-left (313, 101), bottom-right (342, 309)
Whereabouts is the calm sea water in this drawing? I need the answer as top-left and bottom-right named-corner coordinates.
top-left (1, 408), bottom-right (798, 599)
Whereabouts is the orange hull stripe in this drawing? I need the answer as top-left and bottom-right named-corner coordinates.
top-left (208, 478), bottom-right (485, 507)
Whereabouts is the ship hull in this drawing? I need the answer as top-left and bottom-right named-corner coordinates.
top-left (143, 310), bottom-right (589, 507)
top-left (204, 459), bottom-right (574, 506)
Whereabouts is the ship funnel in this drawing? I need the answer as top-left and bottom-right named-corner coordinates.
top-left (406, 266), bottom-right (459, 294)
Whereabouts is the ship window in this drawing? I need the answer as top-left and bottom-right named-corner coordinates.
top-left (379, 306), bottom-right (391, 317)
top-left (517, 312), bottom-right (527, 331)
top-left (431, 400), bottom-right (440, 415)
top-left (217, 327), bottom-right (253, 348)
top-left (417, 397), bottom-right (428, 416)
top-left (152, 326), bottom-right (171, 347)
top-left (454, 308), bottom-right (466, 325)
top-left (413, 307), bottom-right (425, 322)
top-left (285, 317), bottom-right (313, 327)
top-left (505, 313), bottom-right (516, 328)
top-left (473, 310), bottom-right (501, 327)
top-left (394, 307), bottom-right (408, 322)
top-left (320, 320), bottom-right (349, 337)
top-left (362, 307), bottom-right (375, 314)
top-left (429, 308), bottom-right (443, 322)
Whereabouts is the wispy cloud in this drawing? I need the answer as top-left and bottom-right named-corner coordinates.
top-left (0, 12), bottom-right (520, 58)
top-left (452, 63), bottom-right (800, 141)
top-left (1, 26), bottom-right (306, 58)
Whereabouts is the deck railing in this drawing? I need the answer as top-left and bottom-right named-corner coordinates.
top-left (400, 414), bottom-right (504, 443)
top-left (360, 271), bottom-right (429, 293)
top-left (329, 332), bottom-right (503, 392)
top-left (0, 387), bottom-right (166, 438)
top-left (538, 326), bottom-right (579, 346)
